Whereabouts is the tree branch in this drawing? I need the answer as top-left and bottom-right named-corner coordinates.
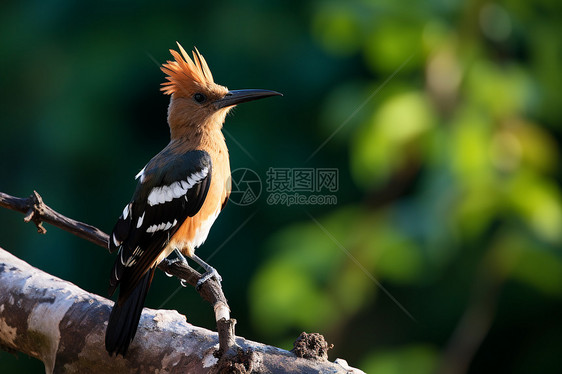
top-left (0, 190), bottom-right (232, 352)
top-left (0, 191), bottom-right (108, 247)
top-left (0, 248), bottom-right (361, 373)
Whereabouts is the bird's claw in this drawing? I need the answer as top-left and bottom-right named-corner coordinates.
top-left (196, 267), bottom-right (222, 290)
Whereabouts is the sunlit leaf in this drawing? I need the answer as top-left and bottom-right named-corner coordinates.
top-left (465, 61), bottom-right (534, 117)
top-left (449, 106), bottom-right (494, 182)
top-left (351, 91), bottom-right (435, 189)
top-left (507, 172), bottom-right (562, 243)
top-left (508, 119), bottom-right (559, 173)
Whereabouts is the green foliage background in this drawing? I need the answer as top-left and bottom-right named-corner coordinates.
top-left (1, 1), bottom-right (561, 373)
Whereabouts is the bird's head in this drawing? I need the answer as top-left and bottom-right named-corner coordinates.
top-left (161, 43), bottom-right (281, 138)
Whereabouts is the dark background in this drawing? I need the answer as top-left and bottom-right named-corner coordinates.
top-left (1, 1), bottom-right (561, 373)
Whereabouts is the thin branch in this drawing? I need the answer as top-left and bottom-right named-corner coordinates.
top-left (0, 191), bottom-right (108, 247)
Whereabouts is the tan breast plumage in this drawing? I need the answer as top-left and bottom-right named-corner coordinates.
top-left (167, 130), bottom-right (230, 259)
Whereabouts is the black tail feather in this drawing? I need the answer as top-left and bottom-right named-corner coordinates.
top-left (105, 268), bottom-right (155, 356)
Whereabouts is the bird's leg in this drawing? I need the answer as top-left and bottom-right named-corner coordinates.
top-left (191, 254), bottom-right (222, 290)
top-left (163, 249), bottom-right (190, 287)
top-left (163, 248), bottom-right (189, 266)
top-left (164, 249), bottom-right (221, 289)
top-left (173, 248), bottom-right (189, 266)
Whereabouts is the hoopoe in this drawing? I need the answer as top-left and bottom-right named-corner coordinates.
top-left (105, 43), bottom-right (281, 356)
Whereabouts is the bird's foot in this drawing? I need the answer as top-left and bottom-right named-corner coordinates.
top-left (167, 251), bottom-right (222, 290)
top-left (163, 249), bottom-right (191, 284)
top-left (191, 253), bottom-right (222, 290)
top-left (165, 257), bottom-right (188, 267)
top-left (195, 267), bottom-right (222, 291)
top-left (196, 266), bottom-right (222, 290)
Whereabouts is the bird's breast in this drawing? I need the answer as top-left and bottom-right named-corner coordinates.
top-left (169, 138), bottom-right (230, 258)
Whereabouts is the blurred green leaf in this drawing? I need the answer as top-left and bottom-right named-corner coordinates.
top-left (465, 61), bottom-right (534, 118)
top-left (365, 21), bottom-right (424, 74)
top-left (351, 91), bottom-right (435, 189)
top-left (449, 106), bottom-right (493, 182)
top-left (492, 231), bottom-right (562, 296)
top-left (312, 3), bottom-right (362, 56)
top-left (376, 232), bottom-right (425, 284)
top-left (508, 119), bottom-right (559, 173)
top-left (250, 260), bottom-right (337, 335)
top-left (512, 247), bottom-right (562, 297)
top-left (507, 171), bottom-right (562, 243)
top-left (361, 345), bottom-right (439, 374)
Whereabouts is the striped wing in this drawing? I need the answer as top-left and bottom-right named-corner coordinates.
top-left (108, 150), bottom-right (212, 300)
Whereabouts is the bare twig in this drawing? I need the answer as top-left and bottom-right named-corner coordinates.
top-left (1, 191), bottom-right (108, 247)
top-left (0, 190), bottom-right (233, 354)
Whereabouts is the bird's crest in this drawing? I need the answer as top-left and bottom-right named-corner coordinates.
top-left (161, 43), bottom-right (215, 95)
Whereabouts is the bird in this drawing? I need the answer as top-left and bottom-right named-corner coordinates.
top-left (105, 42), bottom-right (281, 357)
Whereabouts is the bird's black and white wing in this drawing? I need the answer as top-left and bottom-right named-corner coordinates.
top-left (108, 149), bottom-right (212, 300)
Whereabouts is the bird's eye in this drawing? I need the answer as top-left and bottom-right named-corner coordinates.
top-left (193, 93), bottom-right (207, 103)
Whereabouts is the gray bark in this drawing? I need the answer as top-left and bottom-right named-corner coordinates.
top-left (0, 248), bottom-right (363, 374)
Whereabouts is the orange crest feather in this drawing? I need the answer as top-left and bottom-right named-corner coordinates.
top-left (161, 43), bottom-right (215, 95)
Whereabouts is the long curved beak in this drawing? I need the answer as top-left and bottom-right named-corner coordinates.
top-left (214, 89), bottom-right (282, 109)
